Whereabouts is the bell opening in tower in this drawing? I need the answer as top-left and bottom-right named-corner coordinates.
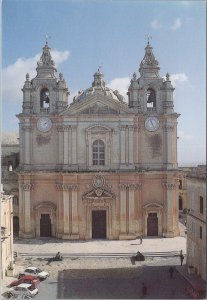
top-left (147, 88), bottom-right (156, 111)
top-left (40, 88), bottom-right (50, 110)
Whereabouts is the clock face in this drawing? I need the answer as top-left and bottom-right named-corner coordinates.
top-left (37, 117), bottom-right (52, 132)
top-left (145, 117), bottom-right (159, 132)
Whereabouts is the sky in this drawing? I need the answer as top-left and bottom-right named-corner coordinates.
top-left (1, 0), bottom-right (206, 166)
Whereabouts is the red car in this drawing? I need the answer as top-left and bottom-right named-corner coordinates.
top-left (9, 275), bottom-right (40, 288)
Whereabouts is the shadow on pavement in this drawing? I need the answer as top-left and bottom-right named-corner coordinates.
top-left (57, 265), bottom-right (194, 299)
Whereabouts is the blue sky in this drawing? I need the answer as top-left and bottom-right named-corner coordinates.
top-left (1, 0), bottom-right (206, 166)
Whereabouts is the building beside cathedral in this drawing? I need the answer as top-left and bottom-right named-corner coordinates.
top-left (16, 40), bottom-right (181, 240)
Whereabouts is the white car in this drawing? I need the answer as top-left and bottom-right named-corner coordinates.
top-left (7, 283), bottom-right (38, 298)
top-left (19, 267), bottom-right (49, 280)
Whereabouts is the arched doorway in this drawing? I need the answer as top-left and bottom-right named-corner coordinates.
top-left (40, 214), bottom-right (51, 237)
top-left (147, 213), bottom-right (158, 236)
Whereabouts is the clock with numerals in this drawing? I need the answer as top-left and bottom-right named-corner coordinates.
top-left (145, 117), bottom-right (159, 132)
top-left (37, 117), bottom-right (52, 132)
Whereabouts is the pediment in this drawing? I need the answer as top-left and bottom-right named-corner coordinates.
top-left (83, 187), bottom-right (115, 200)
top-left (61, 94), bottom-right (132, 116)
top-left (34, 201), bottom-right (56, 210)
top-left (143, 203), bottom-right (163, 210)
top-left (86, 124), bottom-right (112, 132)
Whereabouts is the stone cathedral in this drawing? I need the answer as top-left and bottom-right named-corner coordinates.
top-left (17, 41), bottom-right (180, 240)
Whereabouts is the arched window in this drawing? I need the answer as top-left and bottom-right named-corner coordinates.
top-left (92, 140), bottom-right (105, 165)
top-left (40, 88), bottom-right (50, 108)
top-left (147, 88), bottom-right (156, 109)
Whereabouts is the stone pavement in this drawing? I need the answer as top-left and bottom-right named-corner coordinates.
top-left (13, 235), bottom-right (187, 256)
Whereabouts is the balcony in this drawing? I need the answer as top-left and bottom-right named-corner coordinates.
top-left (40, 107), bottom-right (50, 113)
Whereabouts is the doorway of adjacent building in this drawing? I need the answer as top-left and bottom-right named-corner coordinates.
top-left (147, 213), bottom-right (158, 236)
top-left (13, 216), bottom-right (19, 236)
top-left (179, 195), bottom-right (183, 210)
top-left (92, 210), bottom-right (106, 239)
top-left (40, 214), bottom-right (51, 237)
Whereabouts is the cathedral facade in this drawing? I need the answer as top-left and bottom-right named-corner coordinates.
top-left (17, 41), bottom-right (180, 239)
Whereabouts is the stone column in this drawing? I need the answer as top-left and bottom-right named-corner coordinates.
top-left (18, 180), bottom-right (24, 237)
top-left (22, 183), bottom-right (33, 238)
top-left (128, 185), bottom-right (135, 234)
top-left (119, 184), bottom-right (127, 237)
top-left (164, 123), bottom-right (174, 169)
top-left (136, 183), bottom-right (142, 234)
top-left (120, 126), bottom-right (126, 164)
top-left (71, 126), bottom-right (77, 165)
top-left (58, 126), bottom-right (63, 164)
top-left (63, 126), bottom-right (69, 165)
top-left (71, 186), bottom-right (79, 238)
top-left (128, 126), bottom-right (134, 165)
top-left (162, 182), bottom-right (177, 237)
top-left (63, 186), bottom-right (70, 238)
top-left (24, 127), bottom-right (31, 164)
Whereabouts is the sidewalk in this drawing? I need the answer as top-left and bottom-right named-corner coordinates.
top-left (176, 265), bottom-right (206, 296)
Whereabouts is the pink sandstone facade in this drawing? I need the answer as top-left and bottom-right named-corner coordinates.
top-left (17, 41), bottom-right (181, 240)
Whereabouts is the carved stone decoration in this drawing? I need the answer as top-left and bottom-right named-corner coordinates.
top-left (34, 201), bottom-right (56, 212)
top-left (22, 183), bottom-right (34, 191)
top-left (162, 182), bottom-right (177, 190)
top-left (119, 183), bottom-right (142, 190)
top-left (92, 174), bottom-right (105, 188)
top-left (163, 124), bottom-right (174, 132)
top-left (95, 189), bottom-right (103, 197)
top-left (56, 184), bottom-right (78, 191)
top-left (83, 198), bottom-right (112, 207)
top-left (56, 125), bottom-right (70, 132)
top-left (83, 188), bottom-right (115, 200)
top-left (36, 135), bottom-right (51, 146)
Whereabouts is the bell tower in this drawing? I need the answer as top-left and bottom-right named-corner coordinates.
top-left (128, 40), bottom-right (179, 170)
top-left (21, 41), bottom-right (69, 115)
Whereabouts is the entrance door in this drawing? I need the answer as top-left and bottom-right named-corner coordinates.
top-left (147, 213), bottom-right (158, 236)
top-left (40, 214), bottom-right (51, 237)
top-left (92, 210), bottom-right (106, 239)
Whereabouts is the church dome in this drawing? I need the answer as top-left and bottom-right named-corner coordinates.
top-left (72, 69), bottom-right (125, 104)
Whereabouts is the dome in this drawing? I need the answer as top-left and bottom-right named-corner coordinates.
top-left (72, 69), bottom-right (125, 104)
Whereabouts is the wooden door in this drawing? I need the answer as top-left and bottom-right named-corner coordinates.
top-left (147, 213), bottom-right (158, 236)
top-left (92, 210), bottom-right (106, 239)
top-left (40, 214), bottom-right (51, 237)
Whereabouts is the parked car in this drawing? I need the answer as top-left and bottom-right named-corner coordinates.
top-left (19, 267), bottom-right (49, 280)
top-left (7, 283), bottom-right (38, 298)
top-left (9, 275), bottom-right (40, 288)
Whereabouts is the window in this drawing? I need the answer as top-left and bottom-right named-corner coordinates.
top-left (13, 196), bottom-right (19, 206)
top-left (8, 160), bottom-right (13, 171)
top-left (200, 226), bottom-right (202, 239)
top-left (40, 88), bottom-right (50, 108)
top-left (200, 196), bottom-right (203, 214)
top-left (147, 88), bottom-right (156, 109)
top-left (92, 140), bottom-right (105, 166)
top-left (179, 180), bottom-right (182, 189)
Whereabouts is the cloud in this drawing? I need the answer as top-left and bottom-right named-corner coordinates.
top-left (178, 130), bottom-right (193, 140)
top-left (170, 18), bottom-right (182, 31)
top-left (163, 73), bottom-right (188, 86)
top-left (170, 73), bottom-right (188, 86)
top-left (108, 77), bottom-right (130, 101)
top-left (151, 19), bottom-right (163, 30)
top-left (2, 49), bottom-right (70, 102)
